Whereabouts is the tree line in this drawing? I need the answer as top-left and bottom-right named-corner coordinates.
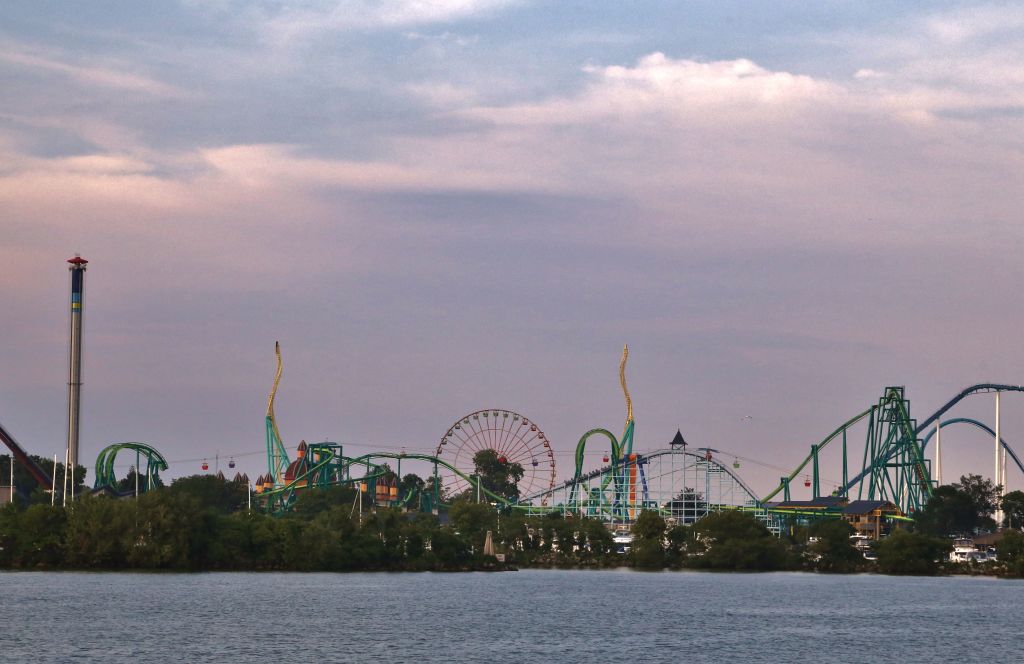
top-left (3, 447), bottom-right (1023, 576)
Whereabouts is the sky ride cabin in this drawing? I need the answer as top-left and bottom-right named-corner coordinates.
top-left (766, 496), bottom-right (906, 540)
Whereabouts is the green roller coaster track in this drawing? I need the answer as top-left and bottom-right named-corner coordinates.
top-left (762, 384), bottom-right (1024, 518)
top-left (257, 447), bottom-right (559, 515)
top-left (93, 442), bottom-right (168, 494)
top-left (761, 386), bottom-right (931, 515)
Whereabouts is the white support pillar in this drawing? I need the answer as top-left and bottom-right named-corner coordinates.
top-left (996, 391), bottom-right (1004, 527)
top-left (935, 420), bottom-right (943, 486)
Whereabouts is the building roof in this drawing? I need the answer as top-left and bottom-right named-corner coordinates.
top-left (772, 496), bottom-right (847, 510)
top-left (973, 531), bottom-right (1004, 546)
top-left (842, 500), bottom-right (898, 515)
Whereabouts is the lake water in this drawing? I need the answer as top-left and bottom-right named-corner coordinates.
top-left (1, 569), bottom-right (1020, 662)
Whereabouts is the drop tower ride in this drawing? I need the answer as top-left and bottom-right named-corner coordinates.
top-left (65, 255), bottom-right (87, 502)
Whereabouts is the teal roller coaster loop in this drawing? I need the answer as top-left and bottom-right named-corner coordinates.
top-left (93, 442), bottom-right (168, 494)
top-left (920, 417), bottom-right (1024, 478)
top-left (568, 428), bottom-right (621, 505)
top-left (564, 344), bottom-right (639, 517)
top-left (914, 384), bottom-right (1024, 434)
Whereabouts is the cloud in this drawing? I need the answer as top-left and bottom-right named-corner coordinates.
top-left (853, 68), bottom-right (885, 80)
top-left (924, 4), bottom-right (1024, 44)
top-left (830, 4), bottom-right (1024, 118)
top-left (466, 53), bottom-right (844, 127)
top-left (0, 41), bottom-right (185, 97)
top-left (189, 0), bottom-right (526, 44)
top-left (3, 3), bottom-right (1024, 490)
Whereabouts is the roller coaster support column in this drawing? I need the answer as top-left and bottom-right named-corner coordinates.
top-left (811, 445), bottom-right (820, 498)
top-left (935, 420), bottom-right (943, 486)
top-left (995, 391), bottom-right (1004, 525)
top-left (842, 430), bottom-right (848, 497)
top-left (781, 477), bottom-right (791, 501)
top-left (433, 462), bottom-right (440, 514)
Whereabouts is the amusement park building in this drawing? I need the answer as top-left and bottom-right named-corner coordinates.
top-left (767, 497), bottom-right (905, 540)
top-left (841, 501), bottom-right (903, 540)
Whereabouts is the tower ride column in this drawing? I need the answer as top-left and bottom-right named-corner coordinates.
top-left (65, 255), bottom-right (88, 502)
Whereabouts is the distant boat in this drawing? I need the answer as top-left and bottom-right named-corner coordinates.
top-left (949, 538), bottom-right (991, 563)
top-left (613, 528), bottom-right (633, 554)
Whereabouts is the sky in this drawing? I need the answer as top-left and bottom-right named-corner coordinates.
top-left (2, 1), bottom-right (1024, 497)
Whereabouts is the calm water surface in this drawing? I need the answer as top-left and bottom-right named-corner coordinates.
top-left (1, 569), bottom-right (1020, 662)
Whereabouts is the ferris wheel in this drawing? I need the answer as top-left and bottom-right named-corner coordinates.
top-left (435, 409), bottom-right (556, 503)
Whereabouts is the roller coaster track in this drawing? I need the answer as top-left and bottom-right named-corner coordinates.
top-left (764, 384), bottom-right (1024, 512)
top-left (761, 407), bottom-right (874, 503)
top-left (914, 384), bottom-right (1024, 434)
top-left (356, 452), bottom-right (537, 509)
top-left (841, 385), bottom-right (1024, 497)
top-left (522, 447), bottom-right (761, 510)
top-left (258, 449), bottom-right (537, 512)
top-left (920, 417), bottom-right (1024, 478)
top-left (0, 419), bottom-right (53, 490)
top-left (93, 442), bottom-right (168, 494)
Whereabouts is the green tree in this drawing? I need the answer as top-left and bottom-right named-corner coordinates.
top-left (691, 511), bottom-right (788, 571)
top-left (471, 449), bottom-right (524, 501)
top-left (126, 490), bottom-right (222, 569)
top-left (583, 518), bottom-right (615, 559)
top-left (398, 473), bottom-right (425, 506)
top-left (430, 528), bottom-right (470, 567)
top-left (958, 475), bottom-right (999, 524)
top-left (291, 484), bottom-right (357, 518)
top-left (64, 495), bottom-right (135, 568)
top-left (807, 519), bottom-right (861, 572)
top-left (450, 500), bottom-right (497, 553)
top-left (0, 454), bottom-right (85, 505)
top-left (997, 529), bottom-right (1024, 577)
top-left (874, 530), bottom-right (950, 575)
top-left (631, 510), bottom-right (667, 569)
top-left (168, 474), bottom-right (248, 513)
top-left (665, 524), bottom-right (690, 567)
top-left (1001, 490), bottom-right (1024, 529)
top-left (9, 504), bottom-right (67, 567)
top-left (497, 513), bottom-right (531, 553)
top-left (546, 513), bottom-right (578, 560)
top-left (915, 476), bottom-right (999, 537)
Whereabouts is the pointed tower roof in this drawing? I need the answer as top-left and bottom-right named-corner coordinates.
top-left (670, 430), bottom-right (687, 447)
